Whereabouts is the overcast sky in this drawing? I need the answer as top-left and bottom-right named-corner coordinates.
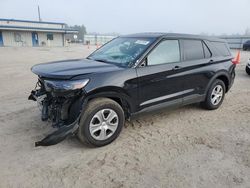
top-left (1, 0), bottom-right (250, 35)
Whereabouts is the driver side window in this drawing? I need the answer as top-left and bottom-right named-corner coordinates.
top-left (147, 40), bottom-right (180, 66)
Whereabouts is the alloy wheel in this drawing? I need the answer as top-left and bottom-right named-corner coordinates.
top-left (211, 85), bottom-right (223, 106)
top-left (89, 109), bottom-right (119, 140)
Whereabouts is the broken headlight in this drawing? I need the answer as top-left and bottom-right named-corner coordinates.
top-left (44, 79), bottom-right (89, 92)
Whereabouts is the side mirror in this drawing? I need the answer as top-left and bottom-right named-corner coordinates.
top-left (140, 58), bottom-right (147, 67)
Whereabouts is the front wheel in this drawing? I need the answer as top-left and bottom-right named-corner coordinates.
top-left (77, 98), bottom-right (124, 147)
top-left (201, 79), bottom-right (226, 110)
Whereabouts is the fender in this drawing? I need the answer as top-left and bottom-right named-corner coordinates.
top-left (86, 89), bottom-right (137, 113)
top-left (69, 87), bottom-right (137, 120)
top-left (204, 71), bottom-right (230, 95)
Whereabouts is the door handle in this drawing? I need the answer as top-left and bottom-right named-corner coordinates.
top-left (172, 66), bottom-right (181, 70)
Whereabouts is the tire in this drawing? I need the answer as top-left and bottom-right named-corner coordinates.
top-left (201, 79), bottom-right (226, 110)
top-left (246, 66), bottom-right (250, 75)
top-left (77, 98), bottom-right (124, 147)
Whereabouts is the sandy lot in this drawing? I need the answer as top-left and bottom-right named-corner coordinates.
top-left (0, 45), bottom-right (250, 188)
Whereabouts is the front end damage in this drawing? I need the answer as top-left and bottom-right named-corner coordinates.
top-left (28, 78), bottom-right (87, 146)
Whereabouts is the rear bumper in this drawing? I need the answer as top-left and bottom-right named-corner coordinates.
top-left (228, 67), bottom-right (236, 91)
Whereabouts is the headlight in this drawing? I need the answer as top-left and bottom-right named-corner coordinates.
top-left (44, 79), bottom-right (89, 92)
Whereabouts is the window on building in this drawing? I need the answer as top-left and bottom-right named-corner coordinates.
top-left (147, 40), bottom-right (180, 66)
top-left (182, 40), bottom-right (204, 61)
top-left (47, 33), bottom-right (53, 40)
top-left (14, 33), bottom-right (22, 42)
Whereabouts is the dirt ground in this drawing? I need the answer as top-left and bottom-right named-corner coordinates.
top-left (0, 45), bottom-right (249, 188)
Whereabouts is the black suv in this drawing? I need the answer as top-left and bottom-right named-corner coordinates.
top-left (243, 40), bottom-right (250, 51)
top-left (29, 33), bottom-right (235, 147)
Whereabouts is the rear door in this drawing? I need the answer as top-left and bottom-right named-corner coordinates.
top-left (179, 39), bottom-right (213, 104)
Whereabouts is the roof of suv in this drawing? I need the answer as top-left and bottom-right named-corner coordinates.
top-left (121, 33), bottom-right (225, 42)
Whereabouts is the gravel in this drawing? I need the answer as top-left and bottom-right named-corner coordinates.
top-left (0, 46), bottom-right (249, 188)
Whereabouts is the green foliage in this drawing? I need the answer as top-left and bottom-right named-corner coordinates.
top-left (65, 24), bottom-right (87, 40)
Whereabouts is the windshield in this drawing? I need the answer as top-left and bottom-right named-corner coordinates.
top-left (87, 37), bottom-right (156, 67)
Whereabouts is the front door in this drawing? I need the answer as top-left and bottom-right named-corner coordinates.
top-left (32, 32), bottom-right (39, 46)
top-left (136, 39), bottom-right (188, 109)
top-left (0, 31), bottom-right (3, 46)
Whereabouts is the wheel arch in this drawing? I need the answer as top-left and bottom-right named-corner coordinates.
top-left (205, 72), bottom-right (230, 95)
top-left (217, 75), bottom-right (229, 92)
top-left (84, 86), bottom-right (137, 118)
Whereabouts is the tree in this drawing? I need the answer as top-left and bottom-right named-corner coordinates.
top-left (245, 28), bottom-right (250, 35)
top-left (70, 25), bottom-right (87, 40)
top-left (65, 24), bottom-right (87, 42)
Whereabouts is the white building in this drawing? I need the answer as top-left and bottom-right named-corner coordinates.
top-left (84, 34), bottom-right (117, 45)
top-left (0, 18), bottom-right (78, 47)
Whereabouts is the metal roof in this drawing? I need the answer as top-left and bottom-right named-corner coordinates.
top-left (0, 18), bottom-right (65, 25)
top-left (122, 33), bottom-right (225, 42)
top-left (0, 25), bottom-right (78, 33)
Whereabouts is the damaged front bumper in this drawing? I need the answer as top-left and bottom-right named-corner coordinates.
top-left (34, 117), bottom-right (79, 147)
top-left (28, 80), bottom-right (86, 147)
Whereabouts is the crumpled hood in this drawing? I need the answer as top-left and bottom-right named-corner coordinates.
top-left (31, 58), bottom-right (123, 79)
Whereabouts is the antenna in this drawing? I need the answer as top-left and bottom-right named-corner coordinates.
top-left (38, 5), bottom-right (42, 22)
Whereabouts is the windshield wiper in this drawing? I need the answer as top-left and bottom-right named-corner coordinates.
top-left (94, 59), bottom-right (108, 63)
top-left (89, 57), bottom-right (112, 64)
top-left (87, 57), bottom-right (120, 66)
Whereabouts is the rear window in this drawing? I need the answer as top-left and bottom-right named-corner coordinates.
top-left (211, 42), bottom-right (231, 56)
top-left (182, 40), bottom-right (204, 61)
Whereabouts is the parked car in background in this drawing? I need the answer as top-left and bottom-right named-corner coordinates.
top-left (243, 40), bottom-right (250, 51)
top-left (29, 33), bottom-right (236, 147)
top-left (246, 58), bottom-right (250, 75)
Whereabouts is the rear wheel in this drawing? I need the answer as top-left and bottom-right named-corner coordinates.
top-left (77, 98), bottom-right (124, 147)
top-left (201, 79), bottom-right (226, 110)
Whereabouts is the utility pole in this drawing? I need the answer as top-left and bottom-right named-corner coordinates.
top-left (38, 5), bottom-right (42, 22)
